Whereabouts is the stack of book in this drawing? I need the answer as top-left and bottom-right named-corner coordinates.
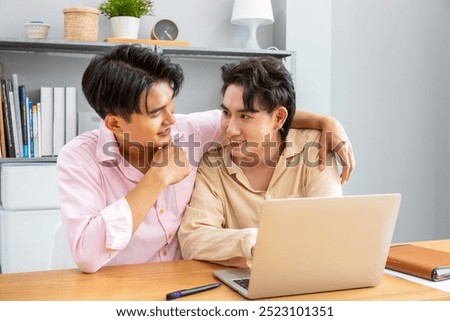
top-left (0, 68), bottom-right (76, 158)
top-left (40, 86), bottom-right (77, 157)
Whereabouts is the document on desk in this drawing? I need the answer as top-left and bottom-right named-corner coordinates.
top-left (385, 244), bottom-right (450, 281)
top-left (384, 269), bottom-right (450, 293)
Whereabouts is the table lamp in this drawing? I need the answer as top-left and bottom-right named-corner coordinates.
top-left (231, 0), bottom-right (274, 50)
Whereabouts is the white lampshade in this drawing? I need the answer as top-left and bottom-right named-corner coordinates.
top-left (231, 0), bottom-right (274, 50)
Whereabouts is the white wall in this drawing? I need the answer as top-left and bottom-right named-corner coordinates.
top-left (0, 0), bottom-right (274, 48)
top-left (273, 0), bottom-right (332, 115)
top-left (282, 0), bottom-right (450, 242)
top-left (331, 0), bottom-right (450, 242)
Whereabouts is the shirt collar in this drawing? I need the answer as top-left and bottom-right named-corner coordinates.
top-left (222, 129), bottom-right (309, 174)
top-left (282, 129), bottom-right (308, 158)
top-left (222, 145), bottom-right (241, 175)
top-left (95, 121), bottom-right (121, 163)
top-left (94, 121), bottom-right (185, 163)
top-left (94, 122), bottom-right (143, 182)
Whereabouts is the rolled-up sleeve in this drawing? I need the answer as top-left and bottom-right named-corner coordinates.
top-left (57, 141), bottom-right (133, 273)
top-left (101, 198), bottom-right (133, 250)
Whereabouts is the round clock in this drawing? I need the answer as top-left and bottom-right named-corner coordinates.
top-left (151, 19), bottom-right (179, 41)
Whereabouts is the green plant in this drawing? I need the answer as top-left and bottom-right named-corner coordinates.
top-left (99, 0), bottom-right (154, 18)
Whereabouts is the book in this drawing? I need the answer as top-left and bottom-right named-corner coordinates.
top-left (0, 96), bottom-right (5, 158)
top-left (1, 79), bottom-right (16, 157)
top-left (65, 87), bottom-right (77, 144)
top-left (27, 97), bottom-right (34, 158)
top-left (386, 244), bottom-right (450, 281)
top-left (0, 63), bottom-right (5, 158)
top-left (11, 74), bottom-right (23, 157)
top-left (53, 86), bottom-right (65, 155)
top-left (7, 80), bottom-right (20, 157)
top-left (40, 86), bottom-right (53, 156)
top-left (33, 103), bottom-right (41, 158)
top-left (19, 85), bottom-right (29, 157)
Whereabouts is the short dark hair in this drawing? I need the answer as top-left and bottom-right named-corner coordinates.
top-left (82, 44), bottom-right (184, 121)
top-left (220, 56), bottom-right (296, 140)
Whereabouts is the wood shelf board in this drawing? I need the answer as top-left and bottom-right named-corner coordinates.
top-left (104, 38), bottom-right (190, 47)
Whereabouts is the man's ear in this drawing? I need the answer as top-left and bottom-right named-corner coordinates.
top-left (104, 114), bottom-right (124, 133)
top-left (274, 106), bottom-right (288, 129)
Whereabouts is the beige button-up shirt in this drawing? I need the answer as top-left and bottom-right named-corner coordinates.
top-left (178, 129), bottom-right (343, 267)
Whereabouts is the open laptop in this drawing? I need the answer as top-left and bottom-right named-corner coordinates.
top-left (213, 194), bottom-right (401, 299)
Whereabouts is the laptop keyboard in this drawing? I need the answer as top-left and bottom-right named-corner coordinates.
top-left (233, 278), bottom-right (250, 290)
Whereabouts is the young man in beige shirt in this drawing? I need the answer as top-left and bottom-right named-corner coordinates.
top-left (178, 57), bottom-right (343, 267)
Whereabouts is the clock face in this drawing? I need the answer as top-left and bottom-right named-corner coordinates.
top-left (151, 19), bottom-right (179, 41)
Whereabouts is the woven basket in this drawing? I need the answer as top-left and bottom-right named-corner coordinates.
top-left (64, 7), bottom-right (99, 41)
top-left (25, 22), bottom-right (50, 39)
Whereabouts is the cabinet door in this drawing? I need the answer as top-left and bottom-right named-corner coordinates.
top-left (0, 209), bottom-right (75, 273)
top-left (1, 163), bottom-right (60, 210)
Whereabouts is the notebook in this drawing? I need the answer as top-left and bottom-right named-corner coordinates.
top-left (213, 194), bottom-right (402, 299)
top-left (386, 244), bottom-right (450, 281)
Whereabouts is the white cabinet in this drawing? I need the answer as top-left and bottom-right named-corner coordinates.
top-left (0, 160), bottom-right (75, 273)
top-left (1, 208), bottom-right (62, 273)
top-left (1, 162), bottom-right (60, 210)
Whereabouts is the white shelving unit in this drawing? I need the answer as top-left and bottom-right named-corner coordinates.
top-left (0, 38), bottom-right (291, 57)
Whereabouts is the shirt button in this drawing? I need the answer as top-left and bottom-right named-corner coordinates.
top-left (159, 209), bottom-right (164, 215)
top-left (162, 249), bottom-right (168, 256)
top-left (168, 233), bottom-right (173, 239)
top-left (266, 194), bottom-right (272, 200)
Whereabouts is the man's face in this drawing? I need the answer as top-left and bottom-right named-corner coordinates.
top-left (220, 84), bottom-right (281, 165)
top-left (116, 81), bottom-right (176, 152)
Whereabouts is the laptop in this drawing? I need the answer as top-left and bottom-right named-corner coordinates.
top-left (213, 194), bottom-right (401, 299)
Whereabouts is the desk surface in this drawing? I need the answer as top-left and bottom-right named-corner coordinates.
top-left (1, 239), bottom-right (450, 301)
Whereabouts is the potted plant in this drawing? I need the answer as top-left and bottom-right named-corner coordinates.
top-left (99, 0), bottom-right (154, 39)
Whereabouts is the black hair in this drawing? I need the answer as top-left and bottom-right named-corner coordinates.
top-left (220, 56), bottom-right (296, 140)
top-left (82, 44), bottom-right (184, 121)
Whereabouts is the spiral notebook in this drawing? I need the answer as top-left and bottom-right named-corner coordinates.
top-left (213, 194), bottom-right (401, 299)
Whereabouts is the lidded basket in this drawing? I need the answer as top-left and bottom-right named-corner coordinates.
top-left (63, 7), bottom-right (99, 41)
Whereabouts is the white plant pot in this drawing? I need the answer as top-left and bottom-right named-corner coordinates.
top-left (111, 16), bottom-right (140, 39)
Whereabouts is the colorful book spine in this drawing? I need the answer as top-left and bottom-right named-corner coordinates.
top-left (28, 97), bottom-right (34, 158)
top-left (19, 85), bottom-right (29, 158)
top-left (33, 103), bottom-right (41, 158)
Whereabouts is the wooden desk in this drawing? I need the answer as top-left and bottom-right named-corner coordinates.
top-left (1, 240), bottom-right (450, 301)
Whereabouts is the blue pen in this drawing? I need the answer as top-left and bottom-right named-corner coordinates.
top-left (166, 282), bottom-right (221, 300)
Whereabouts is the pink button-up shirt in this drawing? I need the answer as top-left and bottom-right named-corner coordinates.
top-left (57, 110), bottom-right (222, 273)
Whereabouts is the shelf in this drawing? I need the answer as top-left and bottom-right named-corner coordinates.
top-left (0, 38), bottom-right (292, 60)
top-left (158, 46), bottom-right (292, 60)
top-left (0, 38), bottom-right (130, 55)
top-left (0, 157), bottom-right (57, 164)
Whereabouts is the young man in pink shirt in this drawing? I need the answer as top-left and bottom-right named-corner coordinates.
top-left (57, 44), bottom-right (355, 273)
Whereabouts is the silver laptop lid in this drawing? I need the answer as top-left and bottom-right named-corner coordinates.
top-left (244, 194), bottom-right (401, 299)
